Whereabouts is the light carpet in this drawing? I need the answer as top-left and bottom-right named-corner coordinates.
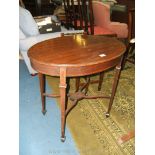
top-left (47, 62), bottom-right (135, 155)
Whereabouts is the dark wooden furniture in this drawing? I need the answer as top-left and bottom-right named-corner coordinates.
top-left (63, 0), bottom-right (117, 36)
top-left (111, 0), bottom-right (135, 38)
top-left (63, 0), bottom-right (94, 34)
top-left (111, 0), bottom-right (135, 24)
top-left (28, 34), bottom-right (126, 142)
top-left (127, 8), bottom-right (135, 41)
top-left (22, 0), bottom-right (56, 16)
top-left (122, 8), bottom-right (135, 68)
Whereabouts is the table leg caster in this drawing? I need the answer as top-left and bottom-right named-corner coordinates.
top-left (105, 113), bottom-right (110, 118)
top-left (42, 110), bottom-right (47, 115)
top-left (61, 136), bottom-right (66, 142)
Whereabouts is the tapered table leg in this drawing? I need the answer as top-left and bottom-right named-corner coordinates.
top-left (98, 72), bottom-right (104, 91)
top-left (106, 63), bottom-right (121, 117)
top-left (84, 77), bottom-right (90, 94)
top-left (38, 73), bottom-right (47, 115)
top-left (75, 77), bottom-right (80, 92)
top-left (59, 67), bottom-right (67, 142)
top-left (65, 78), bottom-right (70, 110)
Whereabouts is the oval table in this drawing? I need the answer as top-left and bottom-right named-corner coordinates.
top-left (28, 34), bottom-right (126, 142)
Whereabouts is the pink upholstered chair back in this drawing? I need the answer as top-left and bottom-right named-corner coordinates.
top-left (92, 1), bottom-right (111, 28)
top-left (92, 1), bottom-right (128, 38)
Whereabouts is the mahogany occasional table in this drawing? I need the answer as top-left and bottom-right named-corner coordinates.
top-left (28, 34), bottom-right (126, 142)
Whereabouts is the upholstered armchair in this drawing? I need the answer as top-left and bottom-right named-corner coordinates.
top-left (92, 1), bottom-right (128, 38)
top-left (19, 6), bottom-right (83, 75)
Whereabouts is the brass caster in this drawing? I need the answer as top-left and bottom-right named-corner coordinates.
top-left (42, 110), bottom-right (47, 115)
top-left (61, 136), bottom-right (66, 142)
top-left (105, 113), bottom-right (110, 118)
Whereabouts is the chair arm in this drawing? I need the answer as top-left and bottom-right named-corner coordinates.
top-left (108, 22), bottom-right (128, 38)
top-left (92, 1), bottom-right (111, 27)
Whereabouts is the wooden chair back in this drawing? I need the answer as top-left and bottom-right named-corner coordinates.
top-left (128, 8), bottom-right (135, 42)
top-left (63, 0), bottom-right (94, 34)
top-left (122, 8), bottom-right (135, 68)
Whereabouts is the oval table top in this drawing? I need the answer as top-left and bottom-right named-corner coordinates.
top-left (28, 35), bottom-right (126, 76)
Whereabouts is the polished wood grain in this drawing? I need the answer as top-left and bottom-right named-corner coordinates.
top-left (29, 35), bottom-right (126, 76)
top-left (28, 34), bottom-right (126, 142)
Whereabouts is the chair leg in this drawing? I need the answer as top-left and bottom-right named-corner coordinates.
top-left (121, 46), bottom-right (129, 69)
top-left (122, 43), bottom-right (135, 69)
top-left (38, 73), bottom-right (46, 115)
top-left (98, 72), bottom-right (104, 91)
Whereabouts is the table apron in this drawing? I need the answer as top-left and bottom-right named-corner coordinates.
top-left (30, 56), bottom-right (122, 77)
